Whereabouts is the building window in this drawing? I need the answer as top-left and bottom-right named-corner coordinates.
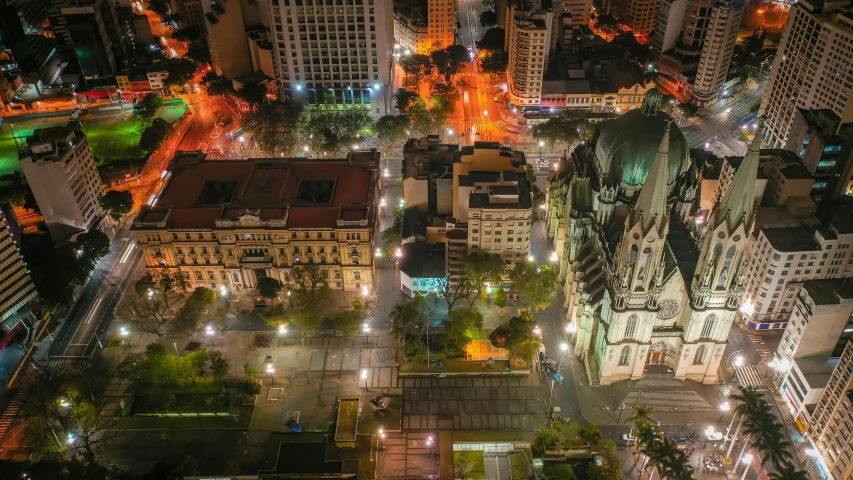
top-left (625, 315), bottom-right (638, 340)
top-left (693, 345), bottom-right (707, 364)
top-left (619, 346), bottom-right (631, 366)
top-left (701, 314), bottom-right (716, 339)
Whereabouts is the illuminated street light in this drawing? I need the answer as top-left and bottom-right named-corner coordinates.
top-left (375, 248), bottom-right (382, 257)
top-left (527, 255), bottom-right (535, 262)
top-left (60, 399), bottom-right (70, 408)
top-left (361, 368), bottom-right (368, 392)
top-left (267, 364), bottom-right (275, 385)
top-left (560, 342), bottom-right (568, 352)
top-left (448, 128), bottom-right (454, 135)
top-left (483, 110), bottom-right (488, 116)
top-left (380, 197), bottom-right (387, 206)
top-left (362, 323), bottom-right (370, 334)
top-left (399, 199), bottom-right (405, 207)
top-left (395, 248), bottom-right (402, 259)
top-left (206, 324), bottom-right (215, 345)
top-left (739, 301), bottom-right (755, 316)
top-left (533, 325), bottom-right (541, 336)
top-left (550, 251), bottom-right (558, 262)
top-left (383, 168), bottom-right (389, 178)
top-left (220, 285), bottom-right (228, 297)
top-left (362, 286), bottom-right (369, 297)
top-left (566, 323), bottom-right (576, 334)
top-left (239, 135), bottom-right (245, 143)
top-left (539, 204), bottom-right (547, 210)
top-left (67, 433), bottom-right (75, 445)
top-left (734, 356), bottom-right (744, 367)
top-left (303, 145), bottom-right (309, 152)
top-left (278, 324), bottom-right (287, 336)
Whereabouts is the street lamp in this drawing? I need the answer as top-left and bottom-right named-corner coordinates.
top-left (566, 323), bottom-right (577, 334)
top-left (205, 324), bottom-right (215, 346)
top-left (539, 140), bottom-right (544, 156)
top-left (120, 326), bottom-right (130, 346)
top-left (527, 255), bottom-right (535, 262)
top-left (267, 364), bottom-right (275, 385)
top-left (719, 401), bottom-right (730, 422)
top-left (378, 426), bottom-right (386, 451)
top-left (66, 433), bottom-right (75, 445)
top-left (362, 286), bottom-right (369, 298)
top-left (734, 355), bottom-right (744, 367)
top-left (383, 168), bottom-right (389, 178)
top-left (278, 324), bottom-right (287, 336)
top-left (740, 454), bottom-right (753, 480)
top-left (550, 251), bottom-right (558, 262)
top-left (362, 323), bottom-right (370, 334)
top-left (59, 398), bottom-right (70, 408)
top-left (560, 342), bottom-right (568, 352)
top-left (375, 248), bottom-right (382, 257)
top-left (533, 325), bottom-right (541, 337)
top-left (427, 436), bottom-right (434, 457)
top-left (739, 301), bottom-right (755, 316)
top-left (361, 368), bottom-right (368, 392)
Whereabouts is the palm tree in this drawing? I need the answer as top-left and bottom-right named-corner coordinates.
top-left (762, 436), bottom-right (794, 470)
top-left (729, 386), bottom-right (768, 417)
top-left (767, 463), bottom-right (808, 480)
top-left (636, 424), bottom-right (663, 474)
top-left (646, 438), bottom-right (694, 480)
top-left (625, 402), bottom-right (654, 448)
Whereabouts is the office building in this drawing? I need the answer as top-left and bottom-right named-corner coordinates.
top-left (760, 0), bottom-right (853, 149)
top-left (57, 0), bottom-right (130, 79)
top-left (548, 93), bottom-right (756, 385)
top-left (691, 0), bottom-right (744, 105)
top-left (132, 151), bottom-right (381, 296)
top-left (0, 205), bottom-right (37, 322)
top-left (506, 5), bottom-right (553, 107)
top-left (267, 0), bottom-right (394, 117)
top-left (0, 0), bottom-right (63, 88)
top-left (606, 0), bottom-right (658, 36)
top-left (804, 338), bottom-right (853, 480)
top-left (177, 0), bottom-right (205, 27)
top-left (247, 26), bottom-right (277, 80)
top-left (203, 0), bottom-right (255, 79)
top-left (560, 0), bottom-right (593, 26)
top-left (18, 122), bottom-right (104, 242)
top-left (539, 59), bottom-right (655, 112)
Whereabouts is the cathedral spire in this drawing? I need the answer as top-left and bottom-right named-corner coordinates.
top-left (714, 119), bottom-right (764, 230)
top-left (634, 121), bottom-right (671, 232)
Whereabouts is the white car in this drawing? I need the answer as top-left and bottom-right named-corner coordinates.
top-left (621, 434), bottom-right (636, 442)
top-left (706, 432), bottom-right (724, 441)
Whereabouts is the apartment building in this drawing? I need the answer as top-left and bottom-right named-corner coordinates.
top-left (559, 0), bottom-right (593, 26)
top-left (805, 339), bottom-right (853, 480)
top-left (393, 8), bottom-right (428, 55)
top-left (742, 221), bottom-right (853, 329)
top-left (539, 60), bottom-right (655, 112)
top-left (0, 205), bottom-right (37, 322)
top-left (651, 0), bottom-right (687, 57)
top-left (772, 279), bottom-right (853, 424)
top-left (58, 0), bottom-right (130, 79)
top-left (132, 151), bottom-right (380, 297)
top-left (606, 0), bottom-right (658, 36)
top-left (247, 26), bottom-right (277, 80)
top-left (427, 0), bottom-right (454, 51)
top-left (452, 143), bottom-right (532, 288)
top-left (177, 0), bottom-right (205, 27)
top-left (19, 122), bottom-right (104, 242)
top-left (691, 0), bottom-right (744, 105)
top-left (267, 0), bottom-right (394, 117)
top-left (760, 0), bottom-right (853, 148)
top-left (507, 14), bottom-right (552, 106)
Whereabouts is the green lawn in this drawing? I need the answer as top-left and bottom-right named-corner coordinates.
top-left (0, 101), bottom-right (187, 176)
top-left (454, 451), bottom-right (485, 476)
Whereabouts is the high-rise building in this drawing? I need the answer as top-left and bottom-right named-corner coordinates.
top-left (760, 0), bottom-right (853, 149)
top-left (606, 0), bottom-right (658, 36)
top-left (559, 0), bottom-right (593, 26)
top-left (177, 0), bottom-right (205, 27)
top-left (18, 122), bottom-right (104, 242)
top-left (203, 0), bottom-right (255, 79)
top-left (804, 338), bottom-right (853, 480)
top-left (131, 151), bottom-right (381, 296)
top-left (506, 2), bottom-right (553, 107)
top-left (58, 0), bottom-right (130, 79)
top-left (393, 9), bottom-right (428, 55)
top-left (691, 0), bottom-right (744, 105)
top-left (0, 205), bottom-right (37, 322)
top-left (651, 0), bottom-right (687, 57)
top-left (427, 0), bottom-right (454, 51)
top-left (267, 0), bottom-right (394, 117)
top-left (0, 0), bottom-right (63, 87)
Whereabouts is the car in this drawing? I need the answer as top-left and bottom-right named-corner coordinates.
top-left (670, 433), bottom-right (700, 442)
top-left (725, 107), bottom-right (733, 113)
top-left (621, 434), bottom-right (636, 442)
top-left (706, 432), bottom-right (724, 441)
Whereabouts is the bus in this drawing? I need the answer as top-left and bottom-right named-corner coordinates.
top-left (225, 127), bottom-right (243, 139)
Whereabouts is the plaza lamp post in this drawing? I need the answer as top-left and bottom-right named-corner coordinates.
top-left (361, 368), bottom-right (368, 392)
top-left (120, 326), bottom-right (130, 347)
top-left (719, 401), bottom-right (730, 422)
top-left (362, 323), bottom-right (370, 347)
top-left (278, 324), bottom-right (287, 346)
top-left (267, 364), bottom-right (275, 385)
top-left (539, 140), bottom-right (544, 157)
top-left (426, 436), bottom-right (433, 457)
top-left (378, 426), bottom-right (386, 451)
top-left (739, 454), bottom-right (753, 480)
top-left (205, 324), bottom-right (215, 346)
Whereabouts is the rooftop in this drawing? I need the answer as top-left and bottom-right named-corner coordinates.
top-left (133, 151), bottom-right (378, 231)
top-left (20, 122), bottom-right (85, 162)
top-left (802, 279), bottom-right (853, 305)
top-left (779, 165), bottom-right (814, 180)
top-left (763, 226), bottom-right (821, 252)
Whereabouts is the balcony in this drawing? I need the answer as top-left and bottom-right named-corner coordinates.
top-left (651, 325), bottom-right (684, 337)
top-left (241, 254), bottom-right (273, 265)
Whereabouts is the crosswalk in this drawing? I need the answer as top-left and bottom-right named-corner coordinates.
top-left (745, 331), bottom-right (772, 357)
top-left (734, 364), bottom-right (765, 389)
top-left (46, 359), bottom-right (88, 379)
top-left (0, 387), bottom-right (28, 443)
top-left (492, 119), bottom-right (506, 128)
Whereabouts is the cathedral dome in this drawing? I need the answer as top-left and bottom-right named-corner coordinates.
top-left (593, 88), bottom-right (690, 188)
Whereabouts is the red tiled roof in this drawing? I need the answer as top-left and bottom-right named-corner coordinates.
top-left (141, 155), bottom-right (376, 230)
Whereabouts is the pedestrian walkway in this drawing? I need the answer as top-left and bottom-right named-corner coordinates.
top-left (484, 452), bottom-right (511, 480)
top-left (0, 387), bottom-right (28, 444)
top-left (733, 364), bottom-right (765, 389)
top-left (45, 359), bottom-right (88, 379)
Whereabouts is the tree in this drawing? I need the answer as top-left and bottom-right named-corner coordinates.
top-left (119, 292), bottom-right (170, 335)
top-left (400, 54), bottom-right (433, 80)
top-left (454, 451), bottom-right (477, 479)
top-left (489, 315), bottom-right (540, 360)
top-left (509, 263), bottom-right (557, 311)
top-left (375, 115), bottom-right (410, 145)
top-left (445, 45), bottom-right (470, 77)
top-left (100, 189), bottom-right (133, 221)
top-left (136, 270), bottom-right (189, 312)
top-left (544, 464), bottom-right (577, 480)
top-left (171, 287), bottom-right (216, 333)
top-left (208, 350), bottom-right (229, 384)
top-left (532, 428), bottom-right (561, 455)
top-left (257, 277), bottom-right (284, 300)
top-left (147, 0), bottom-right (171, 16)
top-left (442, 307), bottom-right (484, 356)
top-left (678, 103), bottom-right (699, 119)
top-left (259, 303), bottom-right (289, 329)
top-left (476, 28), bottom-right (505, 52)
top-left (331, 306), bottom-right (367, 339)
top-left (767, 465), bottom-right (808, 480)
top-left (430, 49), bottom-right (449, 78)
top-left (588, 444), bottom-right (622, 480)
top-left (579, 424), bottom-right (603, 445)
top-left (301, 110), bottom-right (373, 157)
top-left (202, 72), bottom-right (235, 97)
top-left (234, 82), bottom-right (267, 106)
top-left (139, 117), bottom-right (172, 152)
top-left (179, 349), bottom-right (208, 386)
top-left (162, 58), bottom-right (198, 89)
top-left (431, 82), bottom-right (461, 113)
top-left (493, 290), bottom-right (507, 308)
top-left (171, 26), bottom-right (201, 42)
top-left (465, 253), bottom-right (505, 296)
top-left (289, 264), bottom-right (332, 329)
top-left (392, 88), bottom-right (421, 113)
top-left (410, 100), bottom-right (448, 137)
top-left (390, 295), bottom-right (433, 337)
top-left (140, 92), bottom-right (163, 118)
top-left (212, 304), bottom-right (233, 334)
top-left (73, 229), bottom-right (111, 282)
top-left (481, 50), bottom-right (509, 77)
top-left (435, 270), bottom-right (476, 310)
top-left (244, 99), bottom-right (304, 156)
top-left (480, 10), bottom-right (497, 27)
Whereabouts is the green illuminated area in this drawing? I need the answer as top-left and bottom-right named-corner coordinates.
top-left (0, 100), bottom-right (187, 176)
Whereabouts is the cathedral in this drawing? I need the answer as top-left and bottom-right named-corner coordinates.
top-left (546, 89), bottom-right (762, 385)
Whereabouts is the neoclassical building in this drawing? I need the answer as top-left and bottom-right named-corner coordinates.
top-left (547, 89), bottom-right (761, 385)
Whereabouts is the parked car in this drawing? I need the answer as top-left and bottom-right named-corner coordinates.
top-left (621, 434), bottom-right (636, 442)
top-left (706, 432), bottom-right (723, 441)
top-left (670, 433), bottom-right (700, 442)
